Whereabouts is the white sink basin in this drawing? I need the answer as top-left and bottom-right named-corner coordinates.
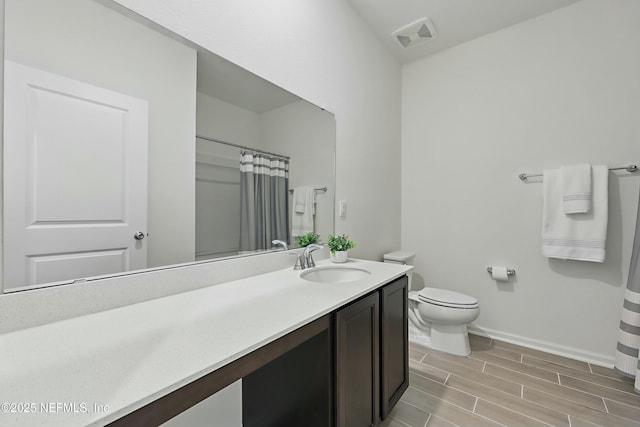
top-left (300, 265), bottom-right (371, 283)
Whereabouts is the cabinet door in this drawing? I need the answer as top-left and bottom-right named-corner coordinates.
top-left (380, 275), bottom-right (409, 419)
top-left (335, 292), bottom-right (380, 427)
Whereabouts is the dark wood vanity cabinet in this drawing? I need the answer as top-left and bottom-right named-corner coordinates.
top-left (244, 275), bottom-right (409, 427)
top-left (335, 275), bottom-right (409, 427)
top-left (243, 275), bottom-right (409, 427)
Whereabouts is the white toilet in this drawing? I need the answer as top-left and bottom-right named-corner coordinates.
top-left (383, 251), bottom-right (480, 356)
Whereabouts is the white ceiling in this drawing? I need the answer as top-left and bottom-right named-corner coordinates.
top-left (345, 0), bottom-right (583, 64)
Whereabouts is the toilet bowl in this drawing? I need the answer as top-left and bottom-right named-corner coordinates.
top-left (409, 288), bottom-right (479, 356)
top-left (384, 251), bottom-right (480, 356)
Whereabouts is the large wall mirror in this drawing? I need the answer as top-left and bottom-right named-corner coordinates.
top-left (1, 0), bottom-right (336, 293)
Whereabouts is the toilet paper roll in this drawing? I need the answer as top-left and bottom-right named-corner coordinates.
top-left (491, 266), bottom-right (509, 281)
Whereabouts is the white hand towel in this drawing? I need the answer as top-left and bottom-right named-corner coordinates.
top-left (291, 186), bottom-right (315, 237)
top-left (542, 165), bottom-right (608, 262)
top-left (561, 163), bottom-right (592, 214)
top-left (293, 187), bottom-right (306, 214)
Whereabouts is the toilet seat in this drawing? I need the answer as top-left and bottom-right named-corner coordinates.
top-left (418, 288), bottom-right (478, 309)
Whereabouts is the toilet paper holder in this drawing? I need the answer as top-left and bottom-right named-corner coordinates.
top-left (486, 267), bottom-right (516, 276)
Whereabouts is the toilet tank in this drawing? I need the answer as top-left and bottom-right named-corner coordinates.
top-left (383, 251), bottom-right (415, 289)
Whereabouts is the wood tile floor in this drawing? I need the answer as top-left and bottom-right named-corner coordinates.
top-left (382, 334), bottom-right (640, 427)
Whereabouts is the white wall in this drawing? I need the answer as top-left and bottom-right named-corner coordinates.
top-left (195, 137), bottom-right (241, 259)
top-left (261, 100), bottom-right (336, 242)
top-left (402, 0), bottom-right (640, 364)
top-left (111, 0), bottom-right (402, 261)
top-left (3, 0), bottom-right (197, 272)
top-left (196, 93), bottom-right (261, 147)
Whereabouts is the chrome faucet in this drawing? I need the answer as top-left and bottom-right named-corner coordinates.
top-left (302, 244), bottom-right (323, 269)
top-left (293, 244), bottom-right (323, 270)
top-left (272, 239), bottom-right (289, 251)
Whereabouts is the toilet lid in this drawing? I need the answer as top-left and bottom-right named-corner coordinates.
top-left (418, 288), bottom-right (478, 309)
top-left (383, 251), bottom-right (415, 263)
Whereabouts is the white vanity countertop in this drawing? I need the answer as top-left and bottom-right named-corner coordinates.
top-left (0, 258), bottom-right (411, 427)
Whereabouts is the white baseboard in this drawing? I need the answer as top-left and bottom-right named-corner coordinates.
top-left (468, 325), bottom-right (615, 368)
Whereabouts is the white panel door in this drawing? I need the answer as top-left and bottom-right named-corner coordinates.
top-left (3, 61), bottom-right (148, 291)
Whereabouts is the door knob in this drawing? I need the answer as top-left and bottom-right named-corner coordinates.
top-left (134, 231), bottom-right (146, 240)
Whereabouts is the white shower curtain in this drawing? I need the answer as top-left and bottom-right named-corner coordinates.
top-left (238, 151), bottom-right (289, 252)
top-left (615, 188), bottom-right (640, 394)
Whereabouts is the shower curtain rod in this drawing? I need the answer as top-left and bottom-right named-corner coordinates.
top-left (196, 134), bottom-right (290, 160)
top-left (519, 164), bottom-right (638, 182)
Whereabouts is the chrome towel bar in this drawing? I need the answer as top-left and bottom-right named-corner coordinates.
top-left (519, 164), bottom-right (638, 182)
top-left (288, 187), bottom-right (327, 194)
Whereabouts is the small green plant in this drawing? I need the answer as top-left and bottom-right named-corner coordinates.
top-left (296, 232), bottom-right (320, 247)
top-left (327, 234), bottom-right (356, 254)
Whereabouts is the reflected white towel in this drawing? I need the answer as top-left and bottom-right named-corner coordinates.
top-left (294, 187), bottom-right (306, 214)
top-left (291, 186), bottom-right (315, 237)
top-left (542, 165), bottom-right (608, 262)
top-left (561, 163), bottom-right (592, 214)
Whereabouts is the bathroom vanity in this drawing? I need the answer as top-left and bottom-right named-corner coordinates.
top-left (0, 258), bottom-right (411, 427)
top-left (242, 275), bottom-right (408, 427)
top-left (114, 275), bottom-right (409, 427)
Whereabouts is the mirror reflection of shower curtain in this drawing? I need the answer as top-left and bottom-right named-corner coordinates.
top-left (615, 187), bottom-right (640, 394)
top-left (239, 152), bottom-right (289, 252)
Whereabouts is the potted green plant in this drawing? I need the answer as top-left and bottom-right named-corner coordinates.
top-left (295, 232), bottom-right (320, 247)
top-left (327, 234), bottom-right (355, 263)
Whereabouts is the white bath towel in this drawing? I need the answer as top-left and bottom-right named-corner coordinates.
top-left (542, 165), bottom-right (608, 262)
top-left (291, 186), bottom-right (315, 237)
top-left (561, 163), bottom-right (592, 214)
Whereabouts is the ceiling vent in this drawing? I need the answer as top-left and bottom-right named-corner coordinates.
top-left (392, 17), bottom-right (437, 49)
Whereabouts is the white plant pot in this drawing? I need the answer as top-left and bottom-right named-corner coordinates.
top-left (330, 250), bottom-right (348, 263)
